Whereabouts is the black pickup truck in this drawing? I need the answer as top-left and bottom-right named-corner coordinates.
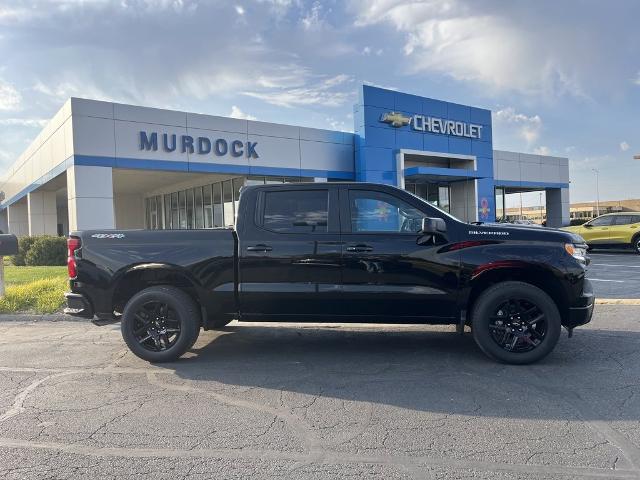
top-left (65, 182), bottom-right (594, 364)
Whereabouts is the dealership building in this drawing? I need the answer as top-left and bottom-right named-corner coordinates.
top-left (0, 85), bottom-right (570, 236)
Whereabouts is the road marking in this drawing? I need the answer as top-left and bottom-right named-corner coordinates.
top-left (0, 372), bottom-right (74, 423)
top-left (588, 278), bottom-right (625, 282)
top-left (0, 437), bottom-right (636, 479)
top-left (596, 299), bottom-right (640, 305)
top-left (591, 264), bottom-right (640, 268)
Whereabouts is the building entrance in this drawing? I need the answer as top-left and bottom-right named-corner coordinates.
top-left (405, 182), bottom-right (451, 213)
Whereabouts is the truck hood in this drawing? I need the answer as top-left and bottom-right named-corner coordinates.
top-left (466, 223), bottom-right (585, 244)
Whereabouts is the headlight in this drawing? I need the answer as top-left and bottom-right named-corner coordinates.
top-left (565, 243), bottom-right (588, 264)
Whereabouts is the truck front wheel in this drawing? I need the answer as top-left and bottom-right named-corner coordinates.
top-left (471, 281), bottom-right (561, 364)
top-left (121, 286), bottom-right (201, 362)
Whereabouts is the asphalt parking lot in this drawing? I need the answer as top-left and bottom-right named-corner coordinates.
top-left (1, 306), bottom-right (640, 479)
top-left (587, 252), bottom-right (640, 299)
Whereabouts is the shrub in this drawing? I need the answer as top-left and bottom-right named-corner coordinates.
top-left (11, 236), bottom-right (37, 266)
top-left (570, 218), bottom-right (590, 226)
top-left (24, 236), bottom-right (67, 266)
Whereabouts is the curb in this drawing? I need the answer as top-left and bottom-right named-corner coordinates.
top-left (595, 299), bottom-right (640, 305)
top-left (0, 313), bottom-right (81, 322)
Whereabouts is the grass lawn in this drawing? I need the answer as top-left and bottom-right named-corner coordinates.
top-left (0, 265), bottom-right (68, 314)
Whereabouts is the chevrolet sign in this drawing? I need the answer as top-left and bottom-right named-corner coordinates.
top-left (380, 112), bottom-right (482, 139)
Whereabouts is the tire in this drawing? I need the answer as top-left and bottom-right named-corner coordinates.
top-left (632, 234), bottom-right (640, 255)
top-left (121, 286), bottom-right (201, 363)
top-left (471, 281), bottom-right (561, 365)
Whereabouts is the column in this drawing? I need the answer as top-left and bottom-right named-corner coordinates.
top-left (7, 200), bottom-right (29, 237)
top-left (28, 191), bottom-right (58, 235)
top-left (546, 187), bottom-right (570, 228)
top-left (0, 209), bottom-right (8, 234)
top-left (67, 165), bottom-right (115, 231)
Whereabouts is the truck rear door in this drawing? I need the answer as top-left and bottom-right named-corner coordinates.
top-left (237, 184), bottom-right (342, 319)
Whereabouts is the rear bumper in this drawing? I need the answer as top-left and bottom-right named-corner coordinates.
top-left (565, 278), bottom-right (595, 329)
top-left (64, 292), bottom-right (94, 319)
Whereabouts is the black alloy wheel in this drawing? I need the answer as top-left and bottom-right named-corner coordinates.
top-left (132, 301), bottom-right (181, 352)
top-left (471, 281), bottom-right (561, 364)
top-left (488, 299), bottom-right (547, 353)
top-left (121, 286), bottom-right (201, 362)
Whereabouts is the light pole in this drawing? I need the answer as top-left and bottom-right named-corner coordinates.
top-left (592, 168), bottom-right (600, 217)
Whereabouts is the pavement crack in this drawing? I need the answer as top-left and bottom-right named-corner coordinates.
top-left (0, 372), bottom-right (75, 423)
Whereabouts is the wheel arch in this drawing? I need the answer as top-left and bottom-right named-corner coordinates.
top-left (111, 264), bottom-right (204, 322)
top-left (466, 264), bottom-right (569, 324)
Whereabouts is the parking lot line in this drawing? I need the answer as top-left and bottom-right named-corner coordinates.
top-left (591, 264), bottom-right (640, 268)
top-left (589, 278), bottom-right (625, 282)
top-left (596, 298), bottom-right (640, 305)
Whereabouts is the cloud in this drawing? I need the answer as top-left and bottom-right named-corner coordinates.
top-left (534, 146), bottom-right (550, 156)
top-left (493, 107), bottom-right (542, 145)
top-left (301, 1), bottom-right (324, 30)
top-left (0, 79), bottom-right (21, 111)
top-left (348, 0), bottom-right (633, 98)
top-left (0, 118), bottom-right (47, 127)
top-left (243, 74), bottom-right (354, 108)
top-left (229, 105), bottom-right (257, 121)
top-left (620, 141), bottom-right (630, 151)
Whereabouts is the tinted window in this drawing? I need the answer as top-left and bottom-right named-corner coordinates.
top-left (349, 190), bottom-right (424, 233)
top-left (631, 215), bottom-right (640, 225)
top-left (263, 190), bottom-right (328, 233)
top-left (613, 215), bottom-right (633, 225)
top-left (589, 216), bottom-right (614, 226)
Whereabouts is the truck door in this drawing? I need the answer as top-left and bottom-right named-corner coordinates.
top-left (339, 186), bottom-right (459, 321)
top-left (238, 185), bottom-right (342, 319)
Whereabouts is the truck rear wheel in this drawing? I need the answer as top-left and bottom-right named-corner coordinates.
top-left (471, 281), bottom-right (561, 364)
top-left (121, 286), bottom-right (201, 363)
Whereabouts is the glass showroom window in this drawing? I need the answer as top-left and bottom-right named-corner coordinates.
top-left (194, 186), bottom-right (204, 229)
top-left (203, 184), bottom-right (213, 228)
top-left (213, 182), bottom-right (223, 227)
top-left (222, 180), bottom-right (234, 227)
top-left (178, 191), bottom-right (187, 229)
top-left (495, 187), bottom-right (506, 221)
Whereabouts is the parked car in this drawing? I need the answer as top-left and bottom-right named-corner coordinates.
top-left (65, 183), bottom-right (594, 365)
top-left (563, 212), bottom-right (640, 253)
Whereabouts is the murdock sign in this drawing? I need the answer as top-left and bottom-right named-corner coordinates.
top-left (139, 131), bottom-right (259, 158)
top-left (380, 112), bottom-right (482, 139)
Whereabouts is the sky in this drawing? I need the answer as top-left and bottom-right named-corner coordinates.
top-left (0, 0), bottom-right (639, 207)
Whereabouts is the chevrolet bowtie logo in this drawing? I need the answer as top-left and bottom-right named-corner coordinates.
top-left (380, 111), bottom-right (411, 128)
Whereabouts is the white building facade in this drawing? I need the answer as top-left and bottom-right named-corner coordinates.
top-left (0, 86), bottom-right (570, 235)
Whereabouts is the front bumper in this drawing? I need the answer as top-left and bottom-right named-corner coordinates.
top-left (64, 292), bottom-right (94, 318)
top-left (566, 278), bottom-right (595, 329)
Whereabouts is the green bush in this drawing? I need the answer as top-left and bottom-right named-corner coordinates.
top-left (24, 236), bottom-right (67, 266)
top-left (11, 236), bottom-right (37, 266)
top-left (570, 218), bottom-right (590, 226)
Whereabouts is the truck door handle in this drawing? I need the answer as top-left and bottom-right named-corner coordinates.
top-left (246, 244), bottom-right (272, 252)
top-left (346, 244), bottom-right (373, 252)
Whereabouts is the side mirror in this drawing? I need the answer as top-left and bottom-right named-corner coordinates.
top-left (420, 217), bottom-right (447, 234)
top-left (583, 223), bottom-right (593, 228)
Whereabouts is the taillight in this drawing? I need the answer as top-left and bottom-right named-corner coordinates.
top-left (67, 237), bottom-right (80, 279)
